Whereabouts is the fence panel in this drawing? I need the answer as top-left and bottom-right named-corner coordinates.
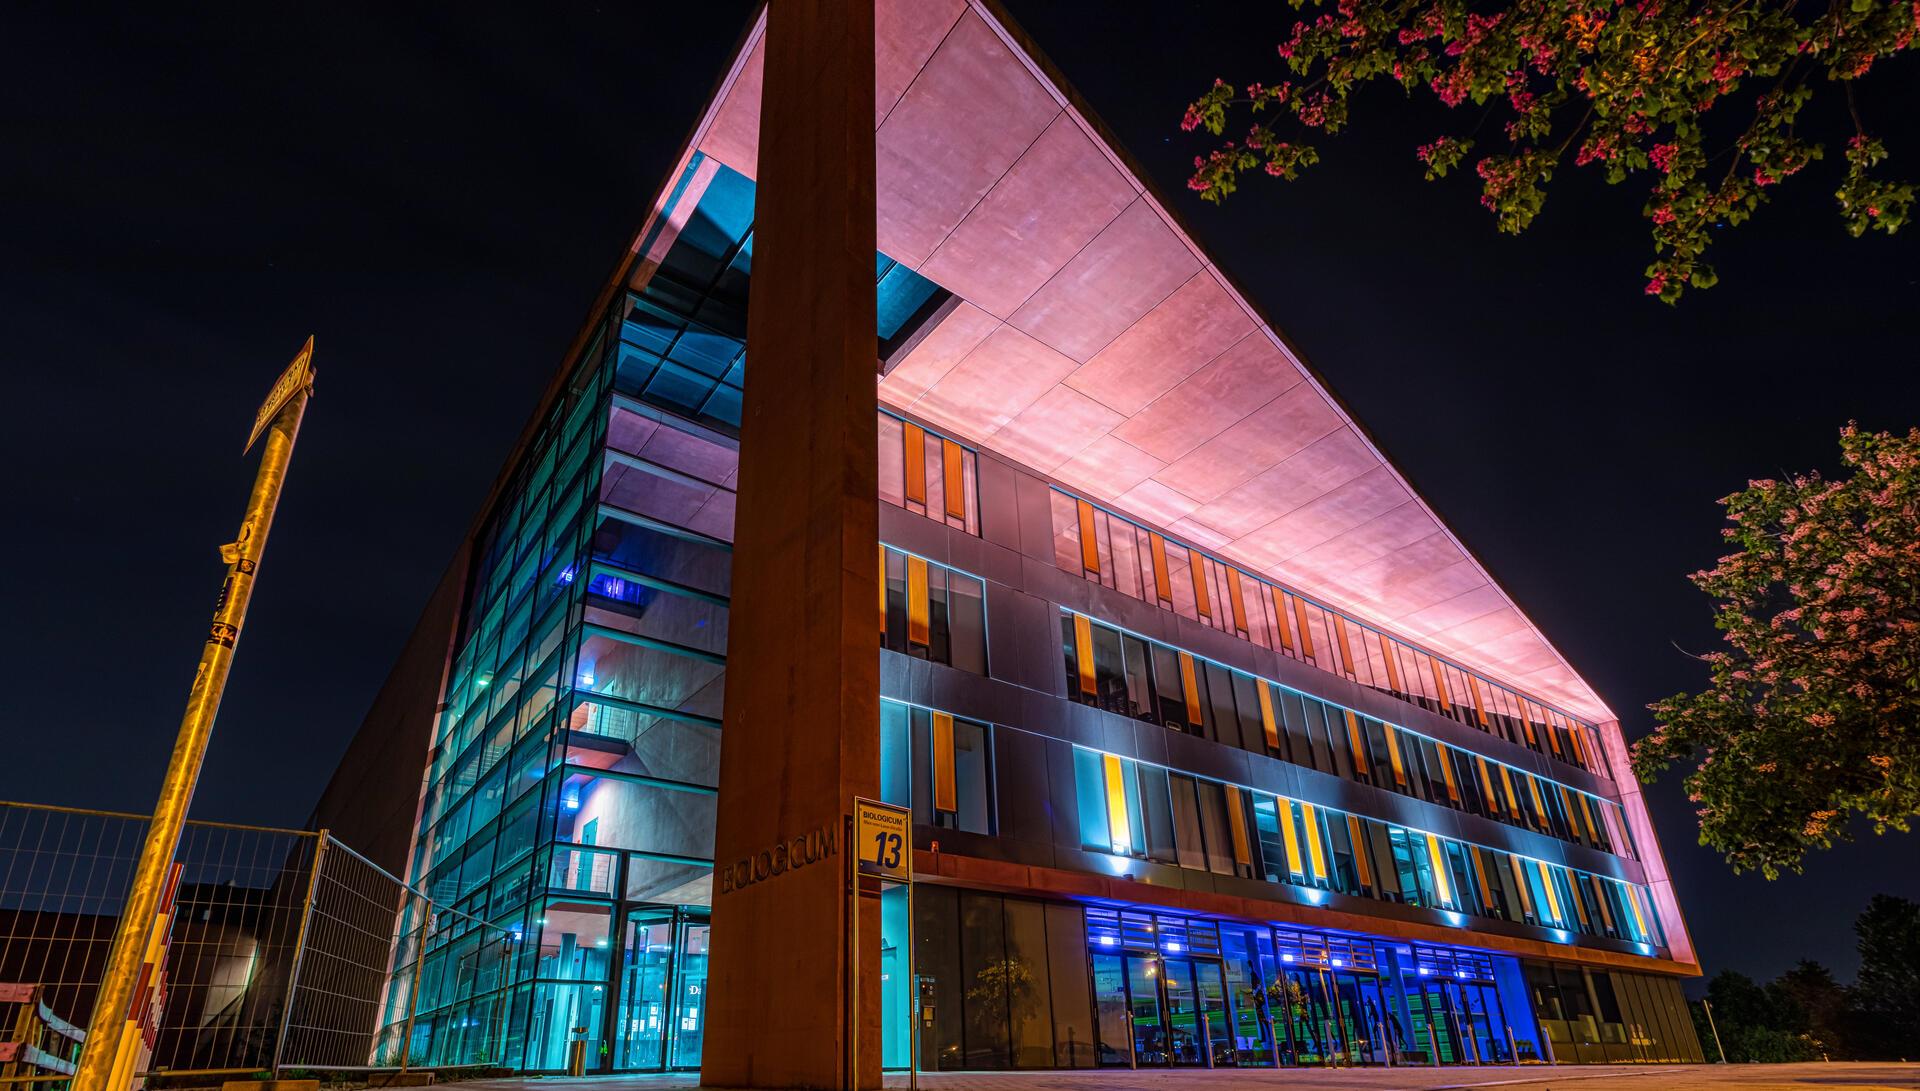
top-left (0, 802), bottom-right (504, 1082)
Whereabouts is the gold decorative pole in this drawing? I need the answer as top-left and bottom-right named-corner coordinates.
top-left (72, 337), bottom-right (316, 1091)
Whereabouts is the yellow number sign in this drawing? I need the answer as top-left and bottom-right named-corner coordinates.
top-left (854, 797), bottom-right (910, 881)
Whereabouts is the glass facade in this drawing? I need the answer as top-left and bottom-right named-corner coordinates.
top-left (382, 155), bottom-right (983, 1072)
top-left (1052, 490), bottom-right (1609, 776)
top-left (387, 151), bottom-right (1697, 1075)
top-left (1068, 746), bottom-right (1664, 946)
top-left (892, 896), bottom-right (1551, 1071)
top-left (1063, 611), bottom-right (1634, 858)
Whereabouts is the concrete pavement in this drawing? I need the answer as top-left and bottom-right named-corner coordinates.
top-left (457, 1061), bottom-right (1920, 1091)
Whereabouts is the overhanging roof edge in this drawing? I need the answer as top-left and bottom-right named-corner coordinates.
top-left (963, 0), bottom-right (1615, 722)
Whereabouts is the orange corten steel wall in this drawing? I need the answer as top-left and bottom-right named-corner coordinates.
top-left (700, 1), bottom-right (885, 1088)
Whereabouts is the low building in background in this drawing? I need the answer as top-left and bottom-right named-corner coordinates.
top-left (314, 0), bottom-right (1704, 1074)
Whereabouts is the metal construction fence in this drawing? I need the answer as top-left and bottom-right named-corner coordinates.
top-left (0, 801), bottom-right (506, 1085)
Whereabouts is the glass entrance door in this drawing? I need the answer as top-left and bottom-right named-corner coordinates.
top-left (1407, 978), bottom-right (1466, 1063)
top-left (1161, 957), bottom-right (1202, 1066)
top-left (1277, 969), bottom-right (1326, 1065)
top-left (667, 919), bottom-right (708, 1068)
top-left (1126, 957), bottom-right (1167, 1066)
top-left (615, 910), bottom-right (674, 1070)
top-left (1158, 957), bottom-right (1233, 1068)
top-left (612, 907), bottom-right (707, 1072)
top-left (1337, 971), bottom-right (1390, 1065)
top-left (1447, 979), bottom-right (1505, 1064)
top-left (1090, 949), bottom-right (1241, 1070)
top-left (1192, 960), bottom-right (1233, 1067)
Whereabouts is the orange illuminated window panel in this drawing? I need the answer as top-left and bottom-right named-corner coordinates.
top-left (1384, 726), bottom-right (1408, 787)
top-left (1224, 786), bottom-right (1253, 867)
top-left (1179, 652), bottom-right (1202, 727)
top-left (1470, 846), bottom-right (1497, 911)
top-left (906, 555), bottom-right (930, 646)
top-left (1499, 766), bottom-right (1523, 820)
top-left (1077, 501), bottom-right (1099, 575)
top-left (1425, 835), bottom-right (1453, 907)
top-left (941, 439), bottom-right (966, 519)
top-left (1536, 861), bottom-right (1563, 924)
top-left (1332, 616), bottom-right (1355, 676)
top-left (1475, 757), bottom-right (1498, 806)
top-left (1227, 570), bottom-right (1248, 634)
top-left (1344, 710), bottom-right (1370, 776)
top-left (1590, 877), bottom-right (1616, 931)
top-left (1149, 533), bottom-right (1171, 603)
top-left (1344, 818), bottom-right (1374, 887)
top-left (1577, 793), bottom-right (1602, 844)
top-left (1568, 875), bottom-right (1593, 929)
top-left (1190, 550), bottom-right (1211, 620)
top-left (1102, 754), bottom-right (1131, 855)
top-left (1526, 775), bottom-right (1549, 829)
top-left (1279, 802), bottom-right (1304, 877)
top-left (903, 422), bottom-right (928, 506)
top-left (1300, 803), bottom-right (1327, 880)
top-left (1626, 884), bottom-right (1650, 940)
top-left (1507, 856), bottom-right (1535, 919)
top-left (1073, 615), bottom-right (1096, 697)
top-left (1347, 815), bottom-right (1373, 887)
top-left (932, 712), bottom-right (956, 813)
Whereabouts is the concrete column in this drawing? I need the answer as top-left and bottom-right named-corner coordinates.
top-left (702, 1), bottom-right (880, 1088)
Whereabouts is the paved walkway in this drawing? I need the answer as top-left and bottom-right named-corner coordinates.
top-left (461, 1061), bottom-right (1920, 1091)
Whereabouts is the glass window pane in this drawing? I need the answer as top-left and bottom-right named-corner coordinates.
top-left (1074, 749), bottom-right (1109, 852)
top-left (1169, 774), bottom-right (1207, 871)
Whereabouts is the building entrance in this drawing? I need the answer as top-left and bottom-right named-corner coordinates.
top-left (1091, 953), bottom-right (1235, 1068)
top-left (611, 906), bottom-right (708, 1072)
top-left (1405, 974), bottom-right (1511, 1063)
top-left (1396, 944), bottom-right (1521, 1065)
top-left (1275, 965), bottom-right (1386, 1065)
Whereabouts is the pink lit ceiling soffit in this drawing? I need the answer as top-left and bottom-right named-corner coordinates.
top-left (681, 0), bottom-right (1611, 723)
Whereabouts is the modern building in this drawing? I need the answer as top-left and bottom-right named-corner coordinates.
top-left (315, 0), bottom-right (1704, 1081)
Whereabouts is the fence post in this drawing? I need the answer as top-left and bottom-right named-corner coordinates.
top-left (397, 894), bottom-right (432, 1074)
top-left (272, 831), bottom-right (329, 1077)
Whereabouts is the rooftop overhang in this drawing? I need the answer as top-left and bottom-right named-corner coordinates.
top-left (677, 0), bottom-right (1613, 723)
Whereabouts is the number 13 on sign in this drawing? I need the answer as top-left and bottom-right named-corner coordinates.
top-left (854, 797), bottom-right (910, 881)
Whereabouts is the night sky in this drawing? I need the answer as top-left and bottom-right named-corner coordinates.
top-left (5, 3), bottom-right (1915, 991)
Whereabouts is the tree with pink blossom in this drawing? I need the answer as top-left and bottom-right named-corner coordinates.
top-left (1633, 426), bottom-right (1920, 877)
top-left (1181, 0), bottom-right (1916, 302)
